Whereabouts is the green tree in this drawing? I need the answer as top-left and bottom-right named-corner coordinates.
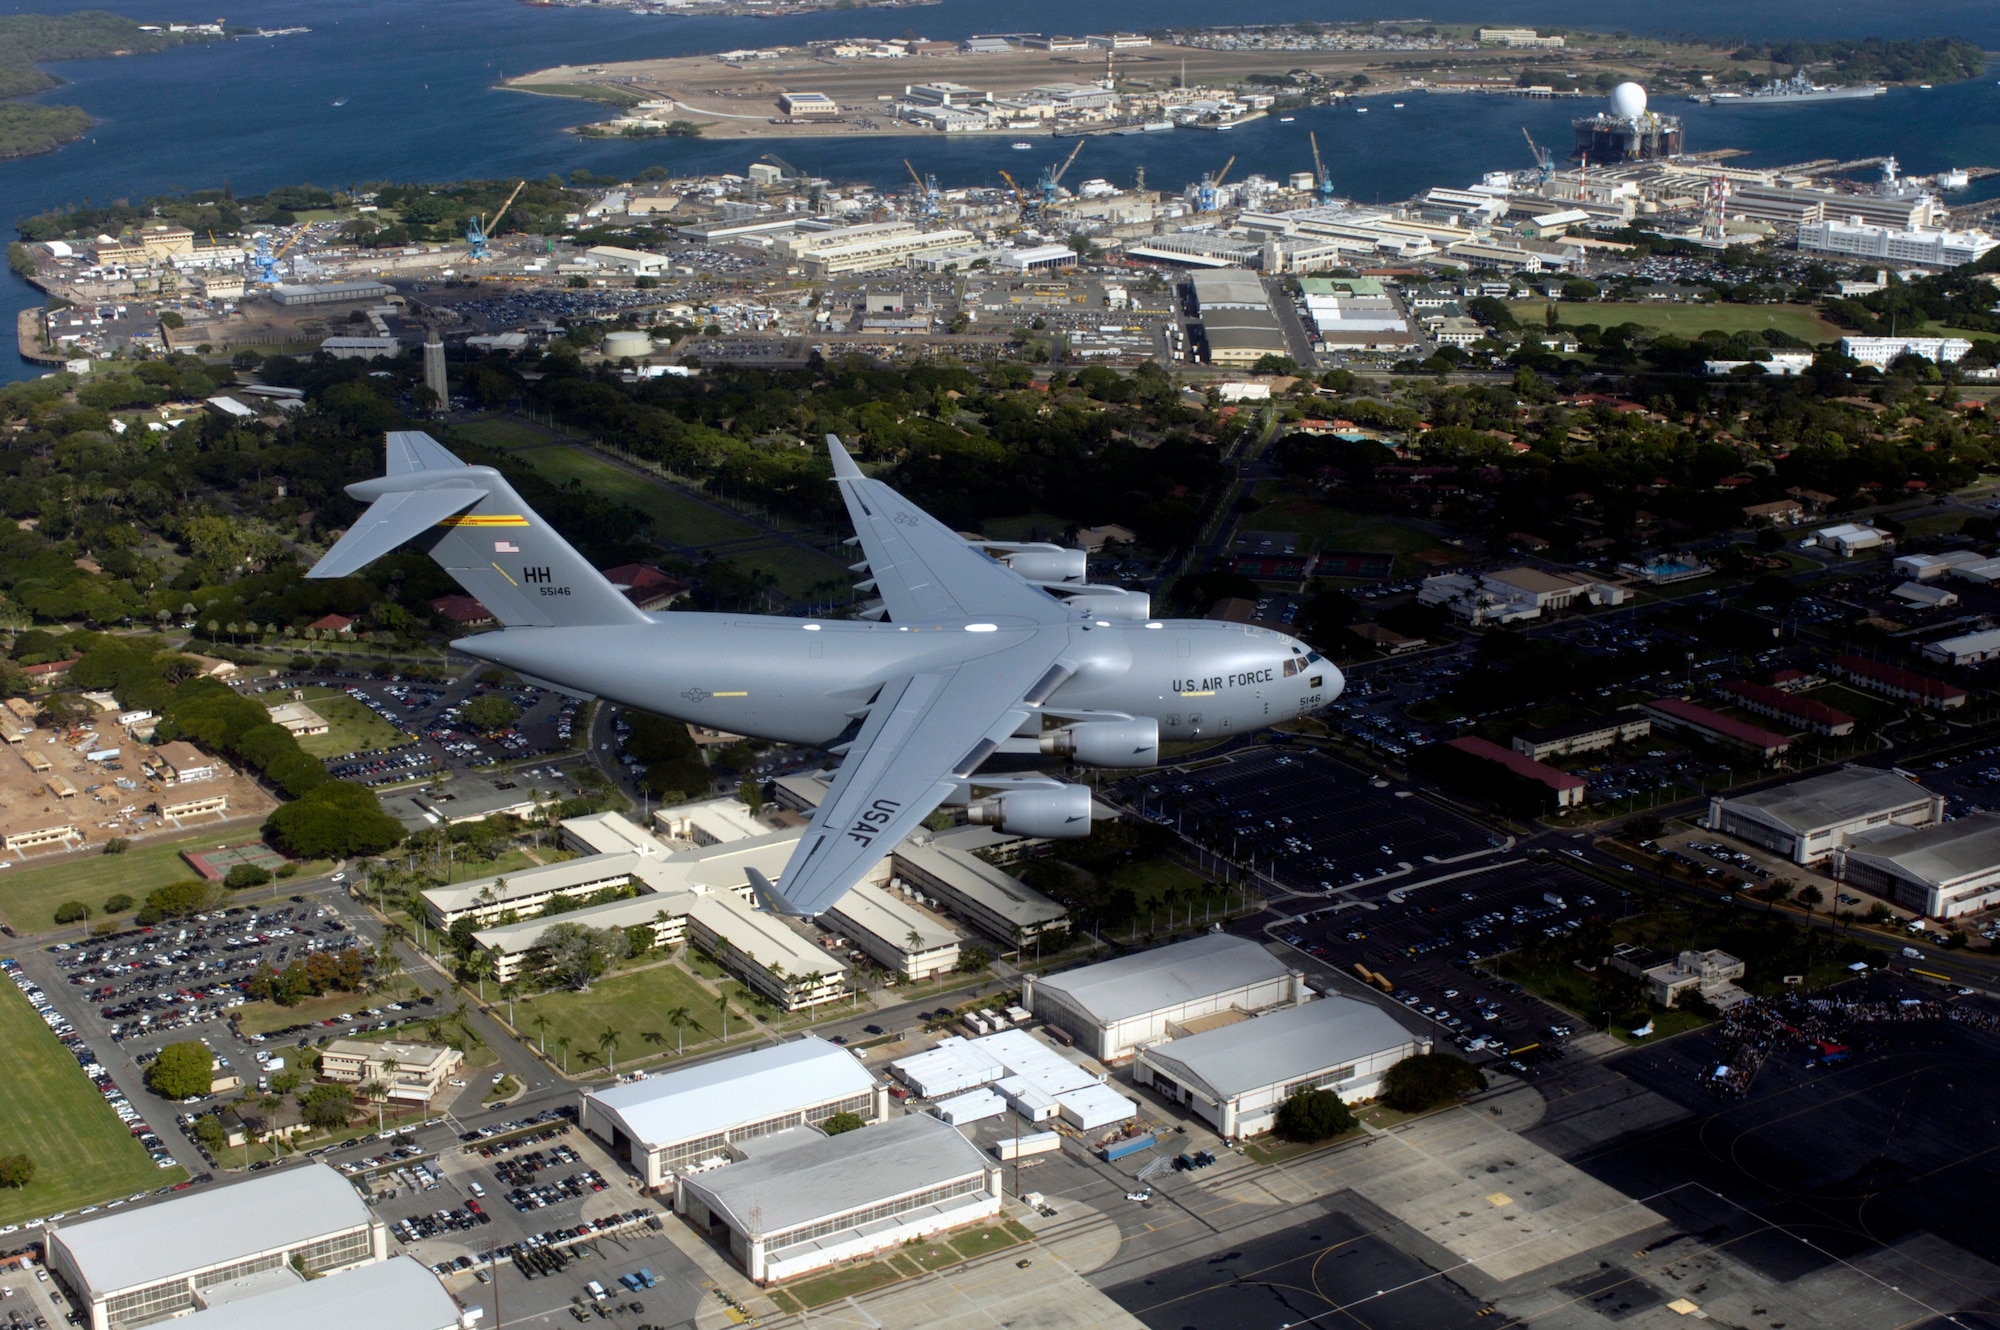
top-left (191, 1114), bottom-right (227, 1152)
top-left (822, 1111), bottom-right (866, 1135)
top-left (0, 1154), bottom-right (35, 1189)
top-left (1379, 1053), bottom-right (1487, 1113)
top-left (958, 945), bottom-right (993, 974)
top-left (1273, 1087), bottom-right (1356, 1142)
top-left (297, 1084), bottom-right (355, 1130)
top-left (264, 782), bottom-right (403, 859)
top-left (225, 863), bottom-right (273, 890)
top-left (53, 901), bottom-right (89, 925)
top-left (103, 892), bottom-right (134, 913)
top-left (459, 694), bottom-right (520, 732)
top-left (597, 1024), bottom-right (620, 1073)
top-left (147, 1040), bottom-right (214, 1099)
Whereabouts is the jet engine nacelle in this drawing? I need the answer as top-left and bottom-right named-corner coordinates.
top-left (965, 784), bottom-right (1094, 838)
top-left (1001, 548), bottom-right (1087, 583)
top-left (1059, 586), bottom-right (1151, 621)
top-left (1039, 717), bottom-right (1159, 767)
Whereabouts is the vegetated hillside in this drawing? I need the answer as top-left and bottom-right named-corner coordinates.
top-left (1732, 36), bottom-right (1988, 85)
top-left (0, 11), bottom-right (223, 158)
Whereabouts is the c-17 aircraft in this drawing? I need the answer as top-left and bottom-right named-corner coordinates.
top-left (309, 432), bottom-right (1342, 917)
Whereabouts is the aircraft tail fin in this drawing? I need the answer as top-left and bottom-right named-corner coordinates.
top-left (307, 431), bottom-right (650, 629)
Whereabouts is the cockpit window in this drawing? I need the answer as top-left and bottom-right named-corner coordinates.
top-left (1304, 651), bottom-right (1323, 665)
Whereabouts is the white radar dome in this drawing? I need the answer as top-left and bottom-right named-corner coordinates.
top-left (1609, 82), bottom-right (1648, 119)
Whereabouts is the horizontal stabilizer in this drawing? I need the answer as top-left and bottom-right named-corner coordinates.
top-left (310, 488), bottom-right (483, 579)
top-left (745, 867), bottom-right (806, 917)
top-left (305, 431), bottom-right (650, 629)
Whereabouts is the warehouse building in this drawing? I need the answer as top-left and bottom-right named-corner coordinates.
top-left (1133, 997), bottom-right (1426, 1138)
top-left (583, 1037), bottom-right (886, 1188)
top-left (1835, 812), bottom-right (2000, 919)
top-left (1705, 767), bottom-right (1943, 866)
top-left (1023, 934), bottom-right (1306, 1061)
top-left (1924, 628), bottom-right (2000, 667)
top-left (48, 1163), bottom-right (386, 1330)
top-left (891, 1027), bottom-right (1137, 1128)
top-left (269, 280), bottom-right (393, 307)
top-left (776, 221), bottom-right (976, 278)
top-left (1187, 269), bottom-right (1288, 367)
top-left (162, 1259), bottom-right (458, 1330)
top-left (674, 1114), bottom-right (1000, 1284)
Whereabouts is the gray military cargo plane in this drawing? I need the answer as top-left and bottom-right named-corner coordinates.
top-left (309, 432), bottom-right (1341, 917)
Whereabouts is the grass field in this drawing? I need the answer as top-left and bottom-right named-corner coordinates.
top-left (507, 80), bottom-right (649, 107)
top-left (0, 971), bottom-right (184, 1223)
top-left (451, 417), bottom-right (556, 453)
top-left (730, 540), bottom-right (852, 600)
top-left (1511, 301), bottom-right (1846, 343)
top-left (294, 688), bottom-right (414, 759)
top-left (0, 832), bottom-right (225, 933)
top-left (1249, 483), bottom-right (1460, 564)
top-left (513, 960), bottom-right (750, 1070)
top-left (510, 446), bottom-right (760, 548)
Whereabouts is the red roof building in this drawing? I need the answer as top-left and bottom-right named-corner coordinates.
top-left (430, 595), bottom-right (495, 627)
top-left (599, 564), bottom-right (690, 612)
top-left (1834, 655), bottom-right (1967, 709)
top-left (1444, 736), bottom-right (1586, 808)
top-left (1643, 697), bottom-right (1791, 761)
top-left (21, 657), bottom-right (74, 680)
top-left (1721, 681), bottom-right (1856, 738)
top-left (308, 614), bottom-right (355, 635)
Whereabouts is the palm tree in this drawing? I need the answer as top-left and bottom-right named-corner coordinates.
top-left (597, 1025), bottom-right (620, 1073)
top-left (531, 1011), bottom-right (550, 1054)
top-left (551, 1033), bottom-right (571, 1074)
top-left (665, 1006), bottom-right (693, 1055)
top-left (465, 950), bottom-right (494, 1001)
top-left (716, 991), bottom-right (731, 1040)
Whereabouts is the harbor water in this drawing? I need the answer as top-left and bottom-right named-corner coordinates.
top-left (5, 0), bottom-right (2000, 377)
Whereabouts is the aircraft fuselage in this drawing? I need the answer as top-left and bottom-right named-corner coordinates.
top-left (458, 612), bottom-right (1340, 749)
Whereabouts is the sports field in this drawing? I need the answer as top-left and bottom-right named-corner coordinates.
top-left (1512, 301), bottom-right (1845, 343)
top-left (0, 969), bottom-right (185, 1224)
top-left (0, 831), bottom-right (222, 932)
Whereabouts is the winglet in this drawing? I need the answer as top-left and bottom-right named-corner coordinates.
top-left (826, 434), bottom-right (864, 481)
top-left (746, 867), bottom-right (806, 917)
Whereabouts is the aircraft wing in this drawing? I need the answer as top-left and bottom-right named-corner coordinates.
top-left (748, 634), bottom-right (1065, 917)
top-left (827, 435), bottom-right (1069, 625)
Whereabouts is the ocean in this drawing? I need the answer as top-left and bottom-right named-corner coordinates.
top-left (5, 0), bottom-right (1999, 378)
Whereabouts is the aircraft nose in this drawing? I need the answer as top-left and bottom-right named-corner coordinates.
top-left (1324, 664), bottom-right (1346, 702)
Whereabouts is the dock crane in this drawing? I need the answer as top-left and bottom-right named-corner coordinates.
top-left (903, 158), bottom-right (941, 220)
top-left (1521, 127), bottom-right (1555, 186)
top-left (997, 169), bottom-right (1034, 219)
top-left (1308, 132), bottom-right (1336, 206)
top-left (466, 179), bottom-right (527, 261)
top-left (252, 228), bottom-right (305, 285)
top-left (1036, 139), bottom-right (1085, 213)
top-left (1196, 154), bottom-right (1235, 212)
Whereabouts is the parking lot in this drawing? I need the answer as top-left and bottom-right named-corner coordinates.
top-left (6, 884), bottom-right (395, 1177)
top-left (350, 1112), bottom-right (711, 1330)
top-left (1268, 858), bottom-right (1621, 1068)
top-left (1114, 745), bottom-right (1503, 894)
top-left (240, 669), bottom-right (588, 788)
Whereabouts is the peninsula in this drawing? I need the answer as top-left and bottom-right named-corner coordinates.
top-left (0, 11), bottom-right (232, 159)
top-left (504, 25), bottom-right (1985, 143)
